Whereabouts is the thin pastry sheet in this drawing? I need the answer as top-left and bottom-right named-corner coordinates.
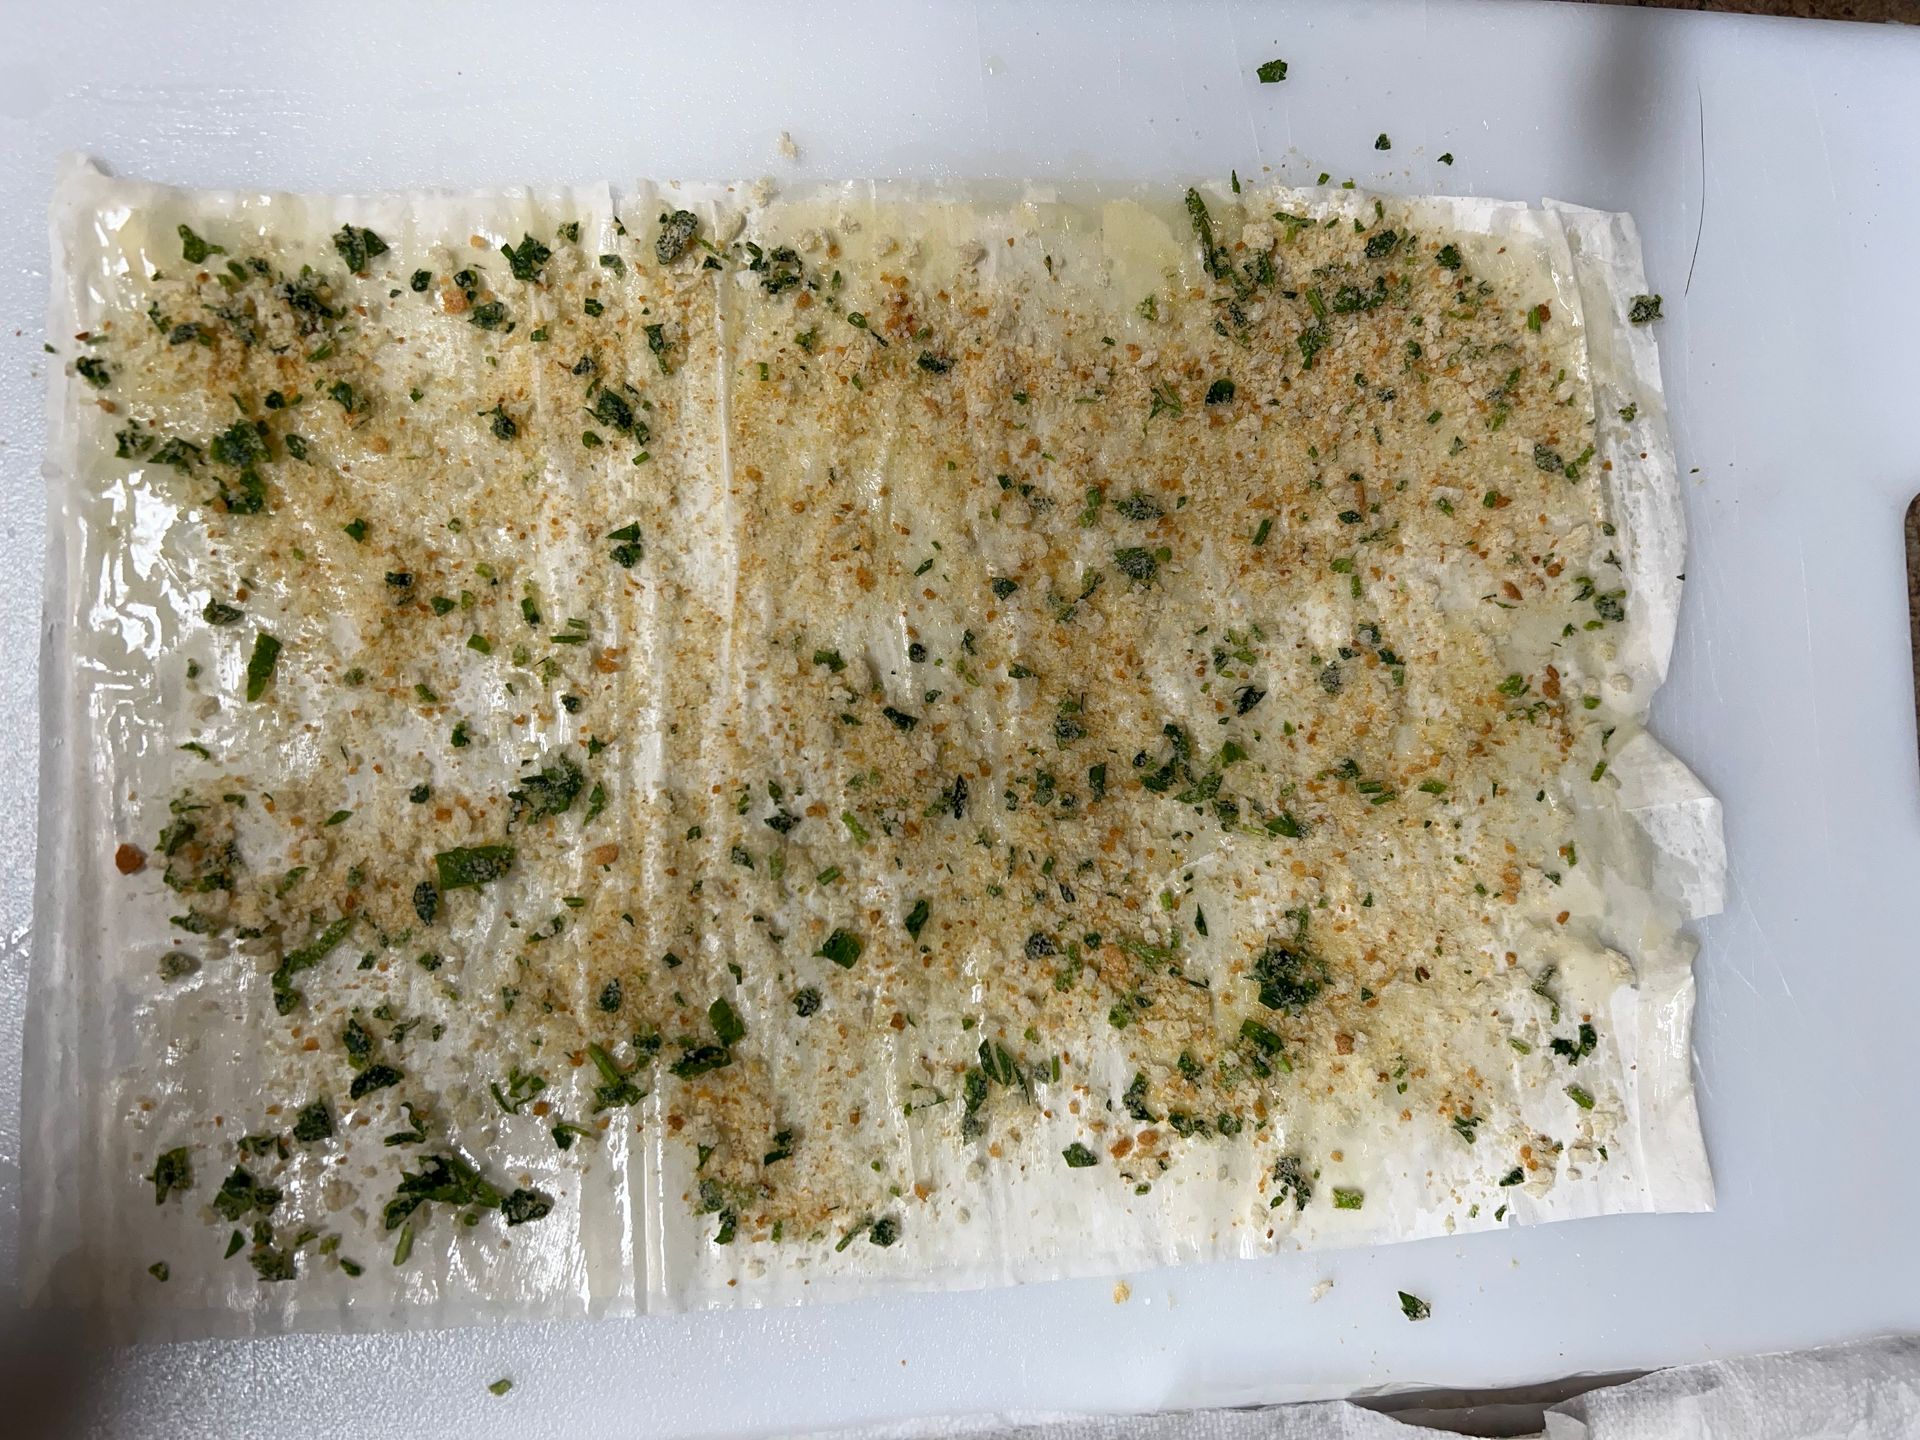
top-left (26, 158), bottom-right (1719, 1338)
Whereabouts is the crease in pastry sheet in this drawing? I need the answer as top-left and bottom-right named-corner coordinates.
top-left (30, 158), bottom-right (1719, 1338)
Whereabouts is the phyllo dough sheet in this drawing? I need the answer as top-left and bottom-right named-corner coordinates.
top-left (27, 159), bottom-right (1719, 1337)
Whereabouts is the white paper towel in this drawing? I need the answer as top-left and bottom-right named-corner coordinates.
top-left (809, 1337), bottom-right (1920, 1440)
top-left (1545, 1336), bottom-right (1920, 1440)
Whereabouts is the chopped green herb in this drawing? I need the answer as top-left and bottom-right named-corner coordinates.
top-left (1113, 546), bottom-right (1164, 584)
top-left (670, 1044), bottom-right (733, 1079)
top-left (1552, 1022), bottom-right (1599, 1063)
top-left (585, 1043), bottom-right (645, 1110)
top-left (244, 633), bottom-right (281, 702)
top-left (816, 928), bottom-right (863, 968)
top-left (510, 757), bottom-right (585, 825)
top-left (349, 1064), bottom-right (403, 1100)
top-left (590, 388), bottom-right (642, 436)
top-left (332, 225), bottom-right (389, 274)
top-left (1184, 186), bottom-right (1226, 282)
top-left (490, 1065), bottom-right (548, 1116)
top-left (501, 233), bottom-right (553, 282)
top-left (1240, 1018), bottom-right (1286, 1056)
top-left (1297, 321), bottom-right (1331, 368)
top-left (178, 224), bottom-right (225, 264)
top-left (1123, 1070), bottom-right (1156, 1122)
top-left (652, 208), bottom-right (698, 264)
top-left (1250, 939), bottom-right (1325, 1013)
top-left (551, 1121), bottom-right (594, 1150)
top-left (148, 1147), bottom-right (193, 1205)
top-left (709, 997), bottom-right (746, 1047)
top-left (292, 1100), bottom-right (334, 1143)
top-left (435, 844), bottom-right (515, 891)
top-left (212, 1164), bottom-right (281, 1221)
top-left (1272, 1156), bottom-right (1313, 1211)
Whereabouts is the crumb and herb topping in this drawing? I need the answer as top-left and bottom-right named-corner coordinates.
top-left (69, 182), bottom-right (1636, 1288)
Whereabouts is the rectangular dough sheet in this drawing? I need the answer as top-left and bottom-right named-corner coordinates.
top-left (26, 159), bottom-right (1720, 1338)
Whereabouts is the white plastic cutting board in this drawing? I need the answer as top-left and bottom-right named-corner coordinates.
top-left (1, 2), bottom-right (1917, 1436)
